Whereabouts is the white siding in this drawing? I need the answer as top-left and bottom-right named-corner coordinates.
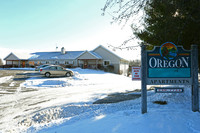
top-left (94, 47), bottom-right (120, 64)
top-left (120, 62), bottom-right (129, 76)
top-left (94, 46), bottom-right (121, 74)
top-left (78, 52), bottom-right (97, 59)
top-left (74, 60), bottom-right (78, 66)
top-left (41, 61), bottom-right (46, 64)
top-left (6, 61), bottom-right (19, 65)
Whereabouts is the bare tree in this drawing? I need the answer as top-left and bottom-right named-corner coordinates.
top-left (102, 0), bottom-right (149, 49)
top-left (102, 0), bottom-right (148, 26)
top-left (0, 58), bottom-right (3, 66)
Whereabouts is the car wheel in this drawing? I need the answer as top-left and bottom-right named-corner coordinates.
top-left (45, 72), bottom-right (51, 77)
top-left (66, 72), bottom-right (71, 77)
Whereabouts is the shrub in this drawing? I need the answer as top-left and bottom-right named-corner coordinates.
top-left (104, 65), bottom-right (114, 73)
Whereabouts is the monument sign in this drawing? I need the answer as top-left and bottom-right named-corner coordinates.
top-left (147, 42), bottom-right (191, 85)
top-left (141, 42), bottom-right (199, 114)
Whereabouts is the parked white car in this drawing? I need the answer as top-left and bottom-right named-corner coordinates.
top-left (35, 64), bottom-right (50, 71)
top-left (40, 65), bottom-right (74, 77)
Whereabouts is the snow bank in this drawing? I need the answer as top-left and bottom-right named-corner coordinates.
top-left (35, 86), bottom-right (200, 133)
top-left (38, 109), bottom-right (200, 133)
top-left (0, 68), bottom-right (35, 71)
top-left (0, 76), bottom-right (13, 84)
top-left (21, 78), bottom-right (71, 88)
top-left (9, 68), bottom-right (35, 71)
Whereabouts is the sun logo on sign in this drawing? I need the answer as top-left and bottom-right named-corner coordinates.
top-left (160, 42), bottom-right (178, 60)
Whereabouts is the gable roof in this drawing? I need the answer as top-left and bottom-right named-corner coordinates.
top-left (76, 51), bottom-right (102, 59)
top-left (90, 51), bottom-right (103, 59)
top-left (4, 52), bottom-right (31, 60)
top-left (93, 45), bottom-right (127, 61)
top-left (4, 53), bottom-right (19, 60)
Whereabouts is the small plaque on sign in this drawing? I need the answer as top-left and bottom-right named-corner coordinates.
top-left (155, 87), bottom-right (184, 93)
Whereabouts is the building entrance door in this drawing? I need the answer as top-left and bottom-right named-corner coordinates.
top-left (22, 61), bottom-right (25, 68)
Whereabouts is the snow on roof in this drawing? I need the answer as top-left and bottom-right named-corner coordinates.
top-left (30, 50), bottom-right (103, 60)
top-left (29, 51), bottom-right (85, 60)
top-left (98, 45), bottom-right (140, 61)
top-left (30, 45), bottom-right (133, 61)
top-left (14, 52), bottom-right (32, 60)
top-left (4, 52), bottom-right (32, 60)
top-left (94, 45), bottom-right (129, 61)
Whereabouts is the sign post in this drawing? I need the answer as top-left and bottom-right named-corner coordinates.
top-left (191, 45), bottom-right (199, 112)
top-left (140, 42), bottom-right (199, 114)
top-left (141, 44), bottom-right (147, 114)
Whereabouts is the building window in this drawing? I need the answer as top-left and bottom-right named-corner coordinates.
top-left (46, 61), bottom-right (49, 64)
top-left (103, 60), bottom-right (110, 66)
top-left (65, 61), bottom-right (69, 65)
top-left (65, 61), bottom-right (73, 64)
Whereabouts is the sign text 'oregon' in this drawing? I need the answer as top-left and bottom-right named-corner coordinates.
top-left (147, 42), bottom-right (191, 85)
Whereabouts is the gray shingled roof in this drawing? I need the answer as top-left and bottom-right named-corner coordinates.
top-left (29, 50), bottom-right (102, 60)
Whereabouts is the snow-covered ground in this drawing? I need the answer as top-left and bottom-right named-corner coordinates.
top-left (0, 68), bottom-right (199, 133)
top-left (0, 76), bottom-right (13, 84)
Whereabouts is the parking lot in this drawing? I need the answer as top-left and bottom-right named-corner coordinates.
top-left (0, 69), bottom-right (66, 132)
top-left (0, 70), bottom-right (41, 95)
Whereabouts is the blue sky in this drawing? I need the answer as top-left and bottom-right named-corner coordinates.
top-left (0, 0), bottom-right (140, 60)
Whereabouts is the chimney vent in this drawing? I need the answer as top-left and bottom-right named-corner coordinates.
top-left (61, 47), bottom-right (66, 54)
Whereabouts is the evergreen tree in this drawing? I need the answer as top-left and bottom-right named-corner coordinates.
top-left (103, 0), bottom-right (200, 67)
top-left (135, 0), bottom-right (199, 44)
top-left (134, 0), bottom-right (200, 62)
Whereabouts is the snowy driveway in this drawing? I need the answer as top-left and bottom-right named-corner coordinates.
top-left (0, 69), bottom-right (200, 133)
top-left (0, 68), bottom-right (139, 132)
